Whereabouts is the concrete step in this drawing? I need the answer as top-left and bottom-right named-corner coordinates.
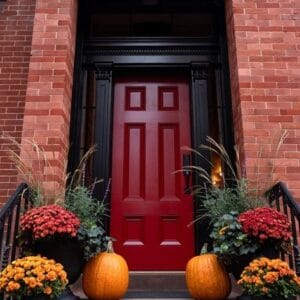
top-left (70, 272), bottom-right (242, 299)
top-left (125, 271), bottom-right (189, 299)
top-left (128, 271), bottom-right (186, 292)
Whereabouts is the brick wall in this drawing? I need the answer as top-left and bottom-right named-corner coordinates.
top-left (19, 0), bottom-right (78, 202)
top-left (1, 0), bottom-right (300, 205)
top-left (0, 0), bottom-right (36, 205)
top-left (225, 0), bottom-right (300, 198)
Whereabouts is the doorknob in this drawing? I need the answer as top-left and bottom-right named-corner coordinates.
top-left (183, 153), bottom-right (191, 194)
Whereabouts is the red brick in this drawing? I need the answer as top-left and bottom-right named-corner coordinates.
top-left (18, 0), bottom-right (78, 202)
top-left (227, 0), bottom-right (300, 201)
top-left (1, 0), bottom-right (300, 206)
top-left (0, 0), bottom-right (35, 205)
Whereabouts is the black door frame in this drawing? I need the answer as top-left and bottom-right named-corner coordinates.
top-left (68, 2), bottom-right (234, 254)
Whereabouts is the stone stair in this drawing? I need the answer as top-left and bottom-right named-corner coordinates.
top-left (70, 272), bottom-right (242, 299)
top-left (125, 271), bottom-right (190, 299)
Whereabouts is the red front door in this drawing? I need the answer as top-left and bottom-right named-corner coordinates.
top-left (111, 75), bottom-right (194, 270)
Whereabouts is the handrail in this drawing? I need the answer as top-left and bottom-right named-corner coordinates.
top-left (267, 181), bottom-right (300, 275)
top-left (0, 182), bottom-right (33, 299)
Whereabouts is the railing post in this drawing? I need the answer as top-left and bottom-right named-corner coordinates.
top-left (0, 183), bottom-right (32, 272)
top-left (267, 182), bottom-right (300, 274)
top-left (294, 246), bottom-right (300, 276)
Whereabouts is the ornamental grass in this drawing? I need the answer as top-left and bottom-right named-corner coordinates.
top-left (0, 255), bottom-right (68, 299)
top-left (238, 257), bottom-right (300, 299)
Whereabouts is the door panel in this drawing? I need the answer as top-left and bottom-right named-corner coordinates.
top-left (111, 76), bottom-right (194, 270)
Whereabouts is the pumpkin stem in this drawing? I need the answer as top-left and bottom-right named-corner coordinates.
top-left (107, 239), bottom-right (114, 253)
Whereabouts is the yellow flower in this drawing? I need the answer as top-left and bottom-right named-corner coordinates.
top-left (43, 286), bottom-right (52, 295)
top-left (46, 271), bottom-right (57, 281)
top-left (6, 281), bottom-right (20, 292)
top-left (13, 272), bottom-right (25, 281)
top-left (58, 270), bottom-right (67, 281)
top-left (6, 271), bottom-right (15, 279)
top-left (264, 271), bottom-right (279, 283)
top-left (27, 277), bottom-right (38, 288)
top-left (37, 273), bottom-right (46, 281)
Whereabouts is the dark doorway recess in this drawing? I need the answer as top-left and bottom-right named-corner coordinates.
top-left (68, 0), bottom-right (234, 255)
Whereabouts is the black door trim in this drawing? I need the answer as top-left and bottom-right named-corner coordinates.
top-left (69, 38), bottom-right (233, 254)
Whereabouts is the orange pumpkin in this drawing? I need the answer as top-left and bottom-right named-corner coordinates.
top-left (185, 253), bottom-right (231, 300)
top-left (82, 240), bottom-right (129, 300)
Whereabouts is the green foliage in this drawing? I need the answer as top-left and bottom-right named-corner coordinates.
top-left (64, 185), bottom-right (106, 227)
top-left (210, 211), bottom-right (259, 265)
top-left (201, 179), bottom-right (266, 225)
top-left (184, 137), bottom-right (268, 226)
top-left (77, 225), bottom-right (109, 261)
top-left (64, 185), bottom-right (108, 260)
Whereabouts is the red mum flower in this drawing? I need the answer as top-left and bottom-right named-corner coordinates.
top-left (238, 207), bottom-right (291, 243)
top-left (20, 205), bottom-right (80, 239)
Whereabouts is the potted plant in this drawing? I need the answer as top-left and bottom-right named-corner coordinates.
top-left (63, 184), bottom-right (109, 261)
top-left (237, 257), bottom-right (300, 299)
top-left (184, 136), bottom-right (291, 273)
top-left (210, 207), bottom-right (292, 278)
top-left (188, 137), bottom-right (268, 230)
top-left (201, 179), bottom-right (267, 225)
top-left (210, 211), bottom-right (260, 278)
top-left (0, 255), bottom-right (68, 299)
top-left (187, 133), bottom-right (286, 227)
top-left (19, 204), bottom-right (83, 286)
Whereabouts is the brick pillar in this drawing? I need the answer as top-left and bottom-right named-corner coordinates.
top-left (20, 0), bottom-right (78, 201)
top-left (0, 0), bottom-right (36, 205)
top-left (225, 0), bottom-right (300, 198)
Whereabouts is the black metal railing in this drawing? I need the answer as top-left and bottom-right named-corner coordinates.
top-left (267, 181), bottom-right (300, 275)
top-left (0, 183), bottom-right (33, 266)
top-left (0, 183), bottom-right (33, 299)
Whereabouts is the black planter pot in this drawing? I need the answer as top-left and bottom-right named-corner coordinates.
top-left (259, 244), bottom-right (279, 259)
top-left (23, 295), bottom-right (52, 300)
top-left (227, 255), bottom-right (255, 280)
top-left (34, 237), bottom-right (84, 285)
top-left (228, 245), bottom-right (280, 280)
top-left (237, 294), bottom-right (296, 300)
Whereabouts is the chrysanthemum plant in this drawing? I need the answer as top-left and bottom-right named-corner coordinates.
top-left (5, 136), bottom-right (108, 261)
top-left (238, 207), bottom-right (292, 252)
top-left (182, 133), bottom-right (291, 263)
top-left (238, 257), bottom-right (300, 299)
top-left (0, 256), bottom-right (68, 299)
top-left (210, 208), bottom-right (292, 268)
top-left (19, 204), bottom-right (81, 254)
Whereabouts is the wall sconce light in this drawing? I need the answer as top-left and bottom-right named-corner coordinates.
top-left (211, 156), bottom-right (224, 187)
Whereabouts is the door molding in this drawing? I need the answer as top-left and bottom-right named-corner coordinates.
top-left (84, 37), bottom-right (220, 65)
top-left (69, 36), bottom-right (233, 253)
